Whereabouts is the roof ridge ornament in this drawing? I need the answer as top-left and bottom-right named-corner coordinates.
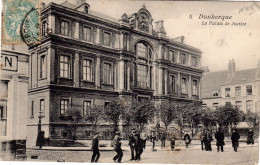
top-left (142, 3), bottom-right (146, 9)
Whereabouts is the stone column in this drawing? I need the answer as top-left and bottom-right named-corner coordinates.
top-left (188, 75), bottom-right (192, 98)
top-left (176, 50), bottom-right (180, 63)
top-left (158, 44), bottom-right (163, 59)
top-left (158, 67), bottom-right (163, 95)
top-left (199, 77), bottom-right (202, 98)
top-left (74, 52), bottom-right (80, 87)
top-left (127, 61), bottom-right (131, 91)
top-left (95, 56), bottom-right (101, 89)
top-left (48, 14), bottom-right (55, 33)
top-left (165, 69), bottom-right (168, 95)
top-left (115, 33), bottom-right (120, 49)
top-left (96, 27), bottom-right (100, 45)
top-left (177, 72), bottom-right (181, 95)
top-left (120, 33), bottom-right (124, 50)
top-left (74, 22), bottom-right (79, 39)
top-left (119, 60), bottom-right (125, 91)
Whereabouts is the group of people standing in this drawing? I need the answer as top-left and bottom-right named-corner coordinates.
top-left (199, 128), bottom-right (254, 153)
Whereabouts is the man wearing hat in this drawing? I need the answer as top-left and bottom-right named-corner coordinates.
top-left (128, 129), bottom-right (136, 161)
top-left (91, 132), bottom-right (100, 163)
top-left (113, 131), bottom-right (123, 163)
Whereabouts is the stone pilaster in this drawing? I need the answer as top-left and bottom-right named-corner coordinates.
top-left (74, 52), bottom-right (80, 87)
top-left (119, 60), bottom-right (125, 91)
top-left (95, 56), bottom-right (101, 89)
top-left (48, 14), bottom-right (55, 33)
top-left (127, 61), bottom-right (131, 91)
top-left (188, 75), bottom-right (192, 98)
top-left (74, 22), bottom-right (79, 39)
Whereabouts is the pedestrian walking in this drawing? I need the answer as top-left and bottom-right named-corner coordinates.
top-left (160, 133), bottom-right (166, 149)
top-left (170, 135), bottom-right (176, 151)
top-left (199, 130), bottom-right (206, 151)
top-left (91, 132), bottom-right (100, 163)
top-left (215, 127), bottom-right (225, 152)
top-left (205, 130), bottom-right (213, 151)
top-left (183, 133), bottom-right (191, 148)
top-left (247, 128), bottom-right (254, 145)
top-left (128, 129), bottom-right (136, 161)
top-left (113, 131), bottom-right (123, 163)
top-left (231, 129), bottom-right (240, 152)
top-left (140, 132), bottom-right (147, 149)
top-left (150, 131), bottom-right (156, 151)
top-left (134, 132), bottom-right (143, 161)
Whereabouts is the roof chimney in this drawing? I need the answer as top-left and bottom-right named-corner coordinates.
top-left (228, 59), bottom-right (236, 79)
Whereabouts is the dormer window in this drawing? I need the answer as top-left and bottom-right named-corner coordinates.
top-left (85, 6), bottom-right (89, 13)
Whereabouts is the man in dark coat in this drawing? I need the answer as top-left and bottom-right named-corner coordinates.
top-left (161, 133), bottom-right (166, 149)
top-left (150, 131), bottom-right (156, 151)
top-left (215, 127), bottom-right (225, 152)
top-left (134, 132), bottom-right (143, 161)
top-left (113, 131), bottom-right (123, 163)
top-left (128, 129), bottom-right (136, 161)
top-left (247, 128), bottom-right (254, 145)
top-left (231, 129), bottom-right (240, 152)
top-left (91, 132), bottom-right (100, 163)
top-left (199, 130), bottom-right (206, 151)
top-left (205, 130), bottom-right (213, 151)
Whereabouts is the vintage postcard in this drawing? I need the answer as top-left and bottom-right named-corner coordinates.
top-left (0, 0), bottom-right (259, 164)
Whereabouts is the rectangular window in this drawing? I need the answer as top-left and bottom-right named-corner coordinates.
top-left (169, 50), bottom-right (175, 62)
top-left (40, 55), bottom-right (46, 79)
top-left (31, 100), bottom-right (34, 118)
top-left (246, 85), bottom-right (252, 95)
top-left (83, 26), bottom-right (91, 42)
top-left (192, 79), bottom-right (198, 95)
top-left (192, 56), bottom-right (197, 67)
top-left (0, 106), bottom-right (7, 120)
top-left (235, 86), bottom-right (241, 96)
top-left (180, 53), bottom-right (186, 65)
top-left (235, 101), bottom-right (242, 109)
top-left (42, 21), bottom-right (47, 37)
top-left (103, 63), bottom-right (112, 84)
top-left (60, 99), bottom-right (69, 115)
top-left (103, 32), bottom-right (111, 46)
top-left (137, 64), bottom-right (148, 88)
top-left (83, 59), bottom-right (94, 82)
top-left (83, 101), bottom-right (91, 116)
top-left (59, 55), bottom-right (70, 78)
top-left (246, 100), bottom-right (253, 112)
top-left (169, 75), bottom-right (176, 92)
top-left (61, 20), bottom-right (69, 36)
top-left (40, 99), bottom-right (45, 117)
top-left (225, 88), bottom-right (231, 97)
top-left (213, 103), bottom-right (219, 110)
top-left (181, 77), bottom-right (187, 94)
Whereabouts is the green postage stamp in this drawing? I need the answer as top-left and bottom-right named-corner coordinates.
top-left (2, 0), bottom-right (40, 44)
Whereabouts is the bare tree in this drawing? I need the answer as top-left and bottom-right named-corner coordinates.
top-left (83, 105), bottom-right (103, 132)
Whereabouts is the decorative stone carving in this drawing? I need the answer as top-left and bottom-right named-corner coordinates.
top-left (120, 13), bottom-right (129, 23)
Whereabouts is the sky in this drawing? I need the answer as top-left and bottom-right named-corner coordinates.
top-left (43, 0), bottom-right (260, 72)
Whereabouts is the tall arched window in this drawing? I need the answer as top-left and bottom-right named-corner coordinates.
top-left (135, 42), bottom-right (153, 89)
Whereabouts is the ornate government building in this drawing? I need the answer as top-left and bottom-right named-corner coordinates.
top-left (27, 0), bottom-right (203, 147)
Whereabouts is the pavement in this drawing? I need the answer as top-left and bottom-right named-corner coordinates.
top-left (27, 139), bottom-right (257, 151)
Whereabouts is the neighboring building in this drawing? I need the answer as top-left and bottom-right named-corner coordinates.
top-left (202, 59), bottom-right (260, 114)
top-left (0, 44), bottom-right (29, 160)
top-left (27, 0), bottom-right (203, 147)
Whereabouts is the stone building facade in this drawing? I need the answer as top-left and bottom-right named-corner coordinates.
top-left (202, 59), bottom-right (260, 113)
top-left (0, 44), bottom-right (29, 159)
top-left (27, 1), bottom-right (203, 147)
